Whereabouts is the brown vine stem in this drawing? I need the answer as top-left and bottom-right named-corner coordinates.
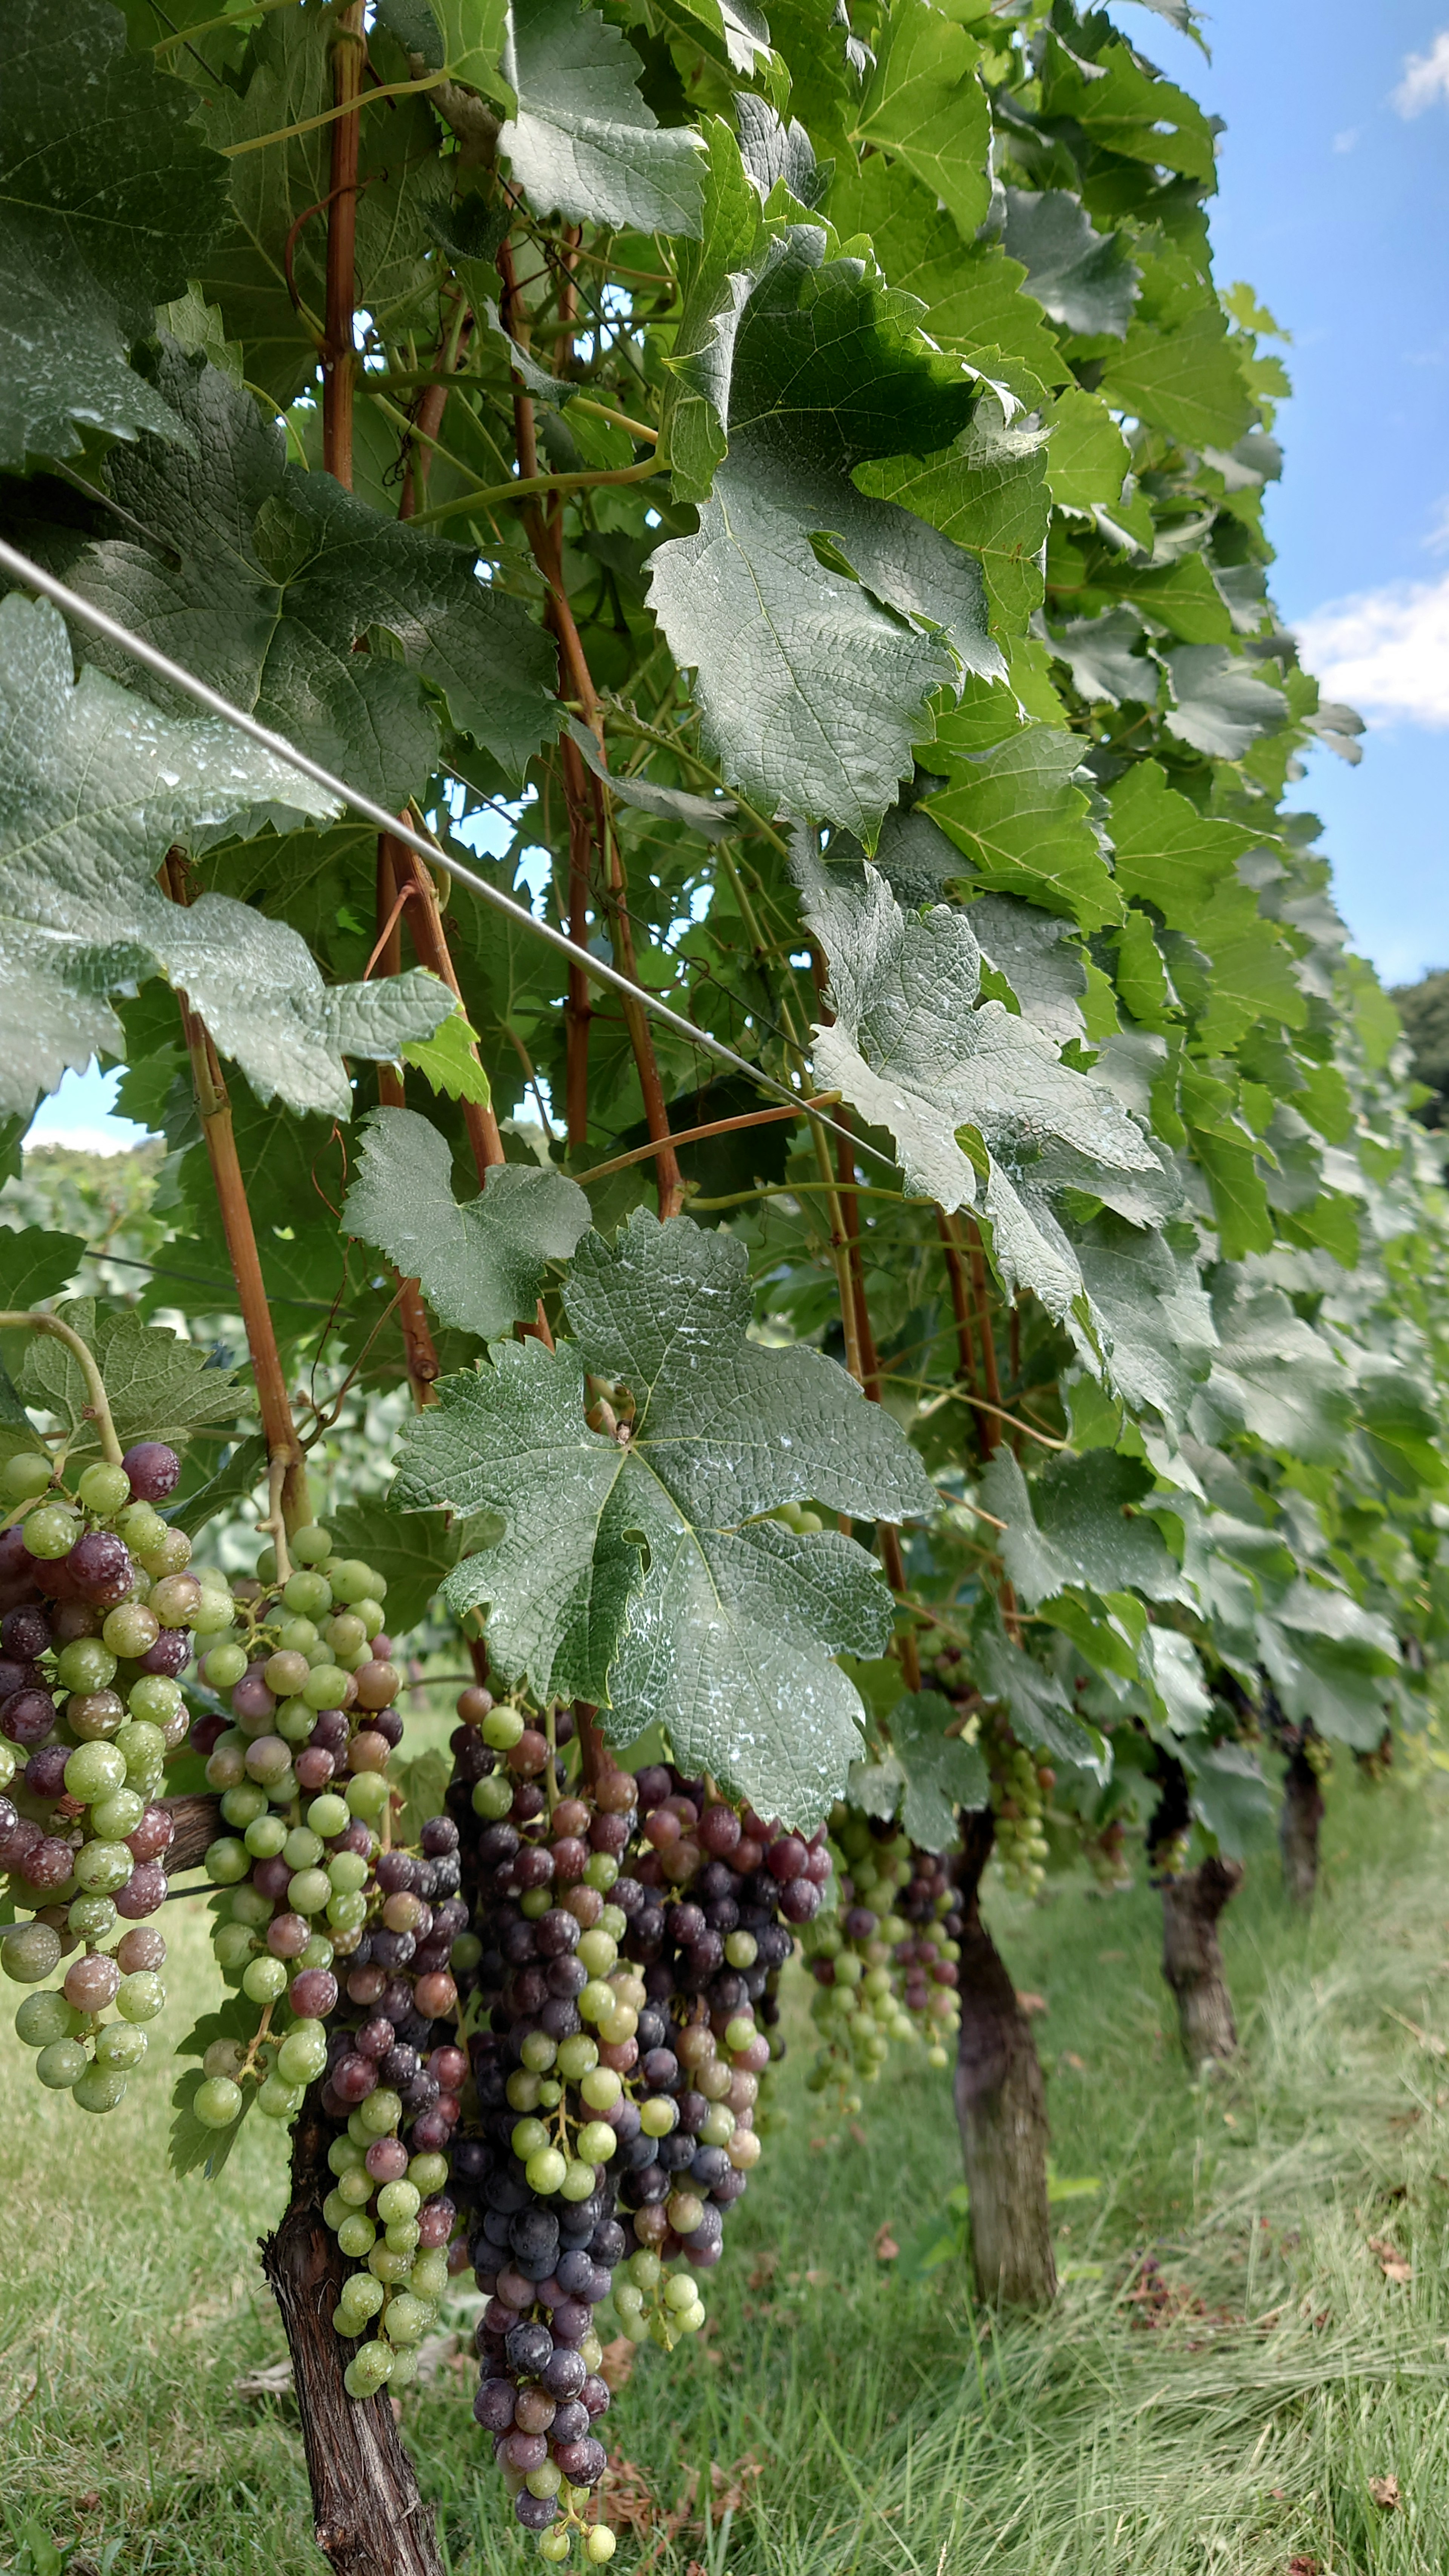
top-left (371, 841), bottom-right (443, 1407)
top-left (572, 1093), bottom-right (839, 1187)
top-left (935, 1207), bottom-right (994, 1458)
top-left (0, 1315), bottom-right (123, 1466)
top-left (162, 860), bottom-right (312, 1532)
top-left (321, 3), bottom-right (365, 486)
top-left (496, 229), bottom-right (682, 1217)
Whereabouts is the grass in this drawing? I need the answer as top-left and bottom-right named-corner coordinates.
top-left (8, 1763), bottom-right (1449, 2574)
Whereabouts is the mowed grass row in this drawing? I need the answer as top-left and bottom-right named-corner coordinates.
top-left (6, 1764), bottom-right (1449, 2574)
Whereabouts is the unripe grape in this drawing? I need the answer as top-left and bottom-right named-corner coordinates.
top-left (282, 1571), bottom-right (332, 1619)
top-left (91, 1788), bottom-right (145, 1841)
top-left (257, 2076), bottom-right (305, 2121)
top-left (64, 1950), bottom-right (121, 2013)
top-left (37, 2037), bottom-right (90, 2090)
top-left (121, 1443), bottom-right (181, 1503)
top-left (55, 1638), bottom-right (117, 1694)
top-left (104, 1603), bottom-right (161, 1659)
top-left (2, 1453), bottom-right (52, 1501)
top-left (116, 1970), bottom-right (166, 2023)
top-left (95, 2021), bottom-right (147, 2071)
top-left (68, 1689), bottom-right (126, 1742)
top-left (25, 1504), bottom-right (80, 1560)
top-left (128, 1673), bottom-right (183, 1727)
top-left (290, 1525), bottom-right (333, 1566)
top-left (64, 1740), bottom-right (127, 1804)
top-left (243, 1955), bottom-right (288, 2004)
top-left (482, 1704), bottom-right (525, 1750)
top-left (72, 1839), bottom-right (133, 1894)
top-left (149, 1573), bottom-right (202, 1627)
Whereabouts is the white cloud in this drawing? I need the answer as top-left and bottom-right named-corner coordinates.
top-left (1296, 571), bottom-right (1449, 726)
top-left (1333, 127), bottom-right (1360, 152)
top-left (1393, 28), bottom-right (1449, 115)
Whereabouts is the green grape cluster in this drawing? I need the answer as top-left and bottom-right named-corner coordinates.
top-left (1084, 1816), bottom-right (1133, 1892)
top-left (801, 1812), bottom-right (962, 2101)
top-left (984, 1718), bottom-right (1051, 1898)
top-left (0, 1439), bottom-right (234, 2110)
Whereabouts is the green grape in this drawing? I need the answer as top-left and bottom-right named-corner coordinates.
top-left (338, 2274), bottom-right (384, 2324)
top-left (205, 1837), bottom-right (250, 1886)
top-left (358, 2087), bottom-right (401, 2137)
top-left (355, 1598), bottom-right (386, 1640)
top-left (342, 2341), bottom-right (394, 2398)
top-left (203, 1642), bottom-right (249, 1691)
top-left (327, 1850), bottom-right (369, 1894)
top-left (56, 1638), bottom-right (118, 1694)
top-left (287, 1867), bottom-right (331, 1916)
top-left (2, 1451), bottom-right (52, 1500)
top-left (221, 1784), bottom-right (269, 1830)
top-left (481, 1705), bottom-right (525, 1750)
top-left (525, 2145), bottom-right (567, 2195)
top-left (128, 1675), bottom-right (182, 1727)
top-left (94, 2022), bottom-right (147, 2070)
top-left (337, 2212), bottom-right (377, 2258)
top-left (64, 1740), bottom-right (127, 1804)
top-left (377, 2179), bottom-right (420, 2225)
top-left (114, 1501), bottom-right (165, 1550)
top-left (72, 1839), bottom-right (132, 1894)
top-left (409, 2249), bottom-right (448, 2302)
top-left (471, 1774), bottom-right (513, 1820)
top-left (585, 2529), bottom-right (617, 2564)
top-left (275, 2025), bottom-right (328, 2086)
top-left (212, 1922), bottom-right (254, 1974)
top-left (307, 1792), bottom-right (349, 1840)
top-left (73, 2063), bottom-right (128, 2114)
top-left (346, 1772), bottom-right (389, 1821)
top-left (90, 1788), bottom-right (145, 1841)
top-left (273, 1697), bottom-right (315, 1747)
top-left (560, 2159), bottom-right (597, 2202)
top-left (115, 1971), bottom-right (166, 2023)
top-left (381, 2291), bottom-right (428, 2346)
top-left (282, 1570), bottom-right (332, 1618)
top-left (337, 2167), bottom-right (374, 2208)
top-left (0, 1743), bottom-right (14, 1794)
top-left (290, 1524), bottom-right (334, 1566)
top-left (576, 2120), bottom-right (616, 2163)
top-left (15, 1990), bottom-right (81, 2048)
top-left (256, 2076), bottom-right (305, 2121)
top-left (36, 2038), bottom-right (88, 2090)
top-left (243, 1956), bottom-right (288, 2005)
top-left (194, 2075), bottom-right (244, 2128)
top-left (326, 1890), bottom-right (368, 1932)
top-left (23, 1503), bottom-right (79, 1559)
top-left (366, 2245), bottom-right (411, 2285)
top-left (283, 1826), bottom-right (323, 1870)
top-left (229, 1884), bottom-right (274, 1929)
top-left (301, 1664), bottom-right (349, 1710)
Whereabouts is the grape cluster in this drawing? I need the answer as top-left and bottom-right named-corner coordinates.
top-left (0, 1439), bottom-right (215, 2109)
top-left (983, 1714), bottom-right (1051, 1898)
top-left (1084, 1816), bottom-right (1132, 1891)
top-left (443, 1706), bottom-right (815, 2563)
top-left (801, 1810), bottom-right (961, 2102)
top-left (190, 1519), bottom-right (475, 2393)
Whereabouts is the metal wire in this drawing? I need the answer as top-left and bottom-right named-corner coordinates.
top-left (0, 535), bottom-right (897, 1180)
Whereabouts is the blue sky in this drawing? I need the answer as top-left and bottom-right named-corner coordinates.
top-left (1117, 0), bottom-right (1449, 988)
top-left (25, 0), bottom-right (1449, 1156)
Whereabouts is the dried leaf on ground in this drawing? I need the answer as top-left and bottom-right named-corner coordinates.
top-left (599, 2336), bottom-right (636, 2392)
top-left (875, 2222), bottom-right (900, 2260)
top-left (232, 2358), bottom-right (293, 2399)
top-left (1369, 2473), bottom-right (1401, 2508)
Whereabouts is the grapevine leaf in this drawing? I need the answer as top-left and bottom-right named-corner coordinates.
top-left (1141, 1625), bottom-right (1211, 1734)
top-left (972, 1609), bottom-right (1104, 1773)
top-left (969, 896), bottom-right (1087, 1052)
top-left (1164, 646), bottom-right (1286, 760)
top-left (1042, 388), bottom-right (1132, 515)
top-left (342, 1106), bottom-right (591, 1341)
top-left (1040, 32), bottom-right (1217, 184)
top-left (325, 1501), bottom-right (465, 1635)
top-left (1068, 1211), bottom-right (1215, 1433)
top-left (166, 1434), bottom-right (270, 1539)
top-left (0, 596), bottom-right (447, 1124)
top-left (391, 1746), bottom-right (455, 1849)
top-left (1001, 190), bottom-right (1141, 341)
top-left (1189, 1271), bottom-right (1353, 1463)
top-left (649, 223), bottom-right (998, 837)
top-left (197, 6), bottom-right (450, 405)
top-left (852, 3), bottom-right (991, 243)
top-left (174, 1998), bottom-right (256, 2062)
top-left (980, 1446), bottom-right (1183, 1609)
top-left (1260, 1584), bottom-right (1399, 1749)
top-left (1098, 310), bottom-right (1255, 451)
top-left (0, 0), bottom-right (229, 328)
top-left (827, 157), bottom-right (1067, 406)
top-left (735, 98), bottom-right (828, 205)
top-left (47, 346), bottom-right (559, 804)
top-left (1181, 1735), bottom-right (1276, 1856)
top-left (373, 0), bottom-right (510, 87)
top-left (923, 720), bottom-right (1124, 929)
top-left (169, 2065), bottom-right (252, 2181)
top-left (393, 1212), bottom-right (936, 1822)
top-left (0, 1227), bottom-right (86, 1314)
top-left (1048, 608), bottom-right (1154, 707)
top-left (884, 1689), bottom-right (989, 1847)
top-left (400, 1011), bottom-right (495, 1108)
top-left (0, 235), bottom-right (191, 475)
top-left (795, 847), bottom-right (1156, 1319)
top-left (857, 399), bottom-right (1052, 635)
top-left (501, 0), bottom-right (706, 236)
top-left (18, 1302), bottom-right (247, 1463)
top-left (564, 717), bottom-right (739, 840)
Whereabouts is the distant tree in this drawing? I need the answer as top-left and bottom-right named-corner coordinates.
top-left (1389, 971), bottom-right (1449, 1125)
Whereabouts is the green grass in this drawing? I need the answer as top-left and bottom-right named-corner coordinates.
top-left (8, 1765), bottom-right (1449, 2574)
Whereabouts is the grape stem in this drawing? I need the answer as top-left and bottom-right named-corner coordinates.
top-left (0, 1312), bottom-right (123, 1465)
top-left (241, 1999), bottom-right (277, 2083)
top-left (260, 1453), bottom-right (295, 1587)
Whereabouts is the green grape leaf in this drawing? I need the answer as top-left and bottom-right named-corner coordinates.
top-left (972, 1608), bottom-right (1104, 1773)
top-left (795, 846), bottom-right (1156, 1322)
top-left (1043, 388), bottom-right (1132, 515)
top-left (1048, 607), bottom-right (1153, 707)
top-left (501, 0), bottom-right (706, 235)
top-left (0, 0), bottom-right (229, 329)
top-left (0, 1227), bottom-right (86, 1315)
top-left (1164, 645), bottom-right (1286, 760)
top-left (857, 398), bottom-right (1052, 636)
top-left (1068, 1210), bottom-right (1214, 1435)
top-left (1260, 1584), bottom-right (1399, 1749)
top-left (663, 117), bottom-right (764, 503)
top-left (1098, 309), bottom-right (1254, 451)
top-left (852, 3), bottom-right (991, 243)
top-left (883, 1688), bottom-right (989, 1848)
top-left (1190, 1271), bottom-right (1353, 1464)
top-left (981, 1446), bottom-right (1183, 1610)
top-left (18, 1301), bottom-right (247, 1463)
top-left (826, 157), bottom-right (1067, 406)
top-left (374, 0), bottom-right (510, 87)
top-left (393, 1212), bottom-right (937, 1824)
top-left (391, 1746), bottom-right (455, 1849)
top-left (197, 7), bottom-right (451, 405)
top-left (1000, 190), bottom-right (1141, 341)
top-left (325, 1500), bottom-right (465, 1635)
top-left (1180, 1735), bottom-right (1276, 1857)
top-left (565, 717), bottom-right (739, 841)
top-left (174, 1998), bottom-right (257, 2063)
top-left (46, 346), bottom-right (559, 806)
top-left (342, 1106), bottom-right (591, 1341)
top-left (1355, 1362), bottom-right (1449, 1495)
top-left (1040, 31), bottom-right (1217, 183)
top-left (0, 596), bottom-right (448, 1123)
top-left (0, 234), bottom-right (191, 475)
top-left (923, 720), bottom-right (1124, 930)
top-left (169, 2064), bottom-right (252, 2181)
top-left (650, 222), bottom-right (998, 838)
top-left (400, 1010), bottom-right (495, 1108)
top-left (166, 1433), bottom-right (270, 1539)
top-left (969, 895), bottom-right (1088, 1051)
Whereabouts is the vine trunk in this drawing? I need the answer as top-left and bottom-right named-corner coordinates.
top-left (1280, 1745), bottom-right (1324, 1907)
top-left (952, 1809), bottom-right (1057, 2307)
top-left (1160, 1857), bottom-right (1243, 2064)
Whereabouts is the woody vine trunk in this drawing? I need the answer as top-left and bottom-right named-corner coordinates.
top-left (952, 1808), bottom-right (1057, 2308)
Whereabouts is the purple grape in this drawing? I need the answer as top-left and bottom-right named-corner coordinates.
top-left (473, 2378), bottom-right (516, 2431)
top-left (1, 1605), bottom-right (49, 1661)
top-left (514, 2494), bottom-right (557, 2531)
top-left (421, 1815), bottom-right (459, 1856)
top-left (114, 1860), bottom-right (167, 1918)
top-left (140, 1628), bottom-right (192, 1678)
top-left (24, 1744), bottom-right (70, 1799)
top-left (2, 1686), bottom-right (58, 1747)
top-left (229, 1670), bottom-right (276, 1721)
top-left (22, 1834), bottom-right (79, 1890)
top-left (121, 1442), bottom-right (181, 1502)
top-left (66, 1530), bottom-right (136, 1607)
top-left (289, 1968), bottom-right (338, 2018)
